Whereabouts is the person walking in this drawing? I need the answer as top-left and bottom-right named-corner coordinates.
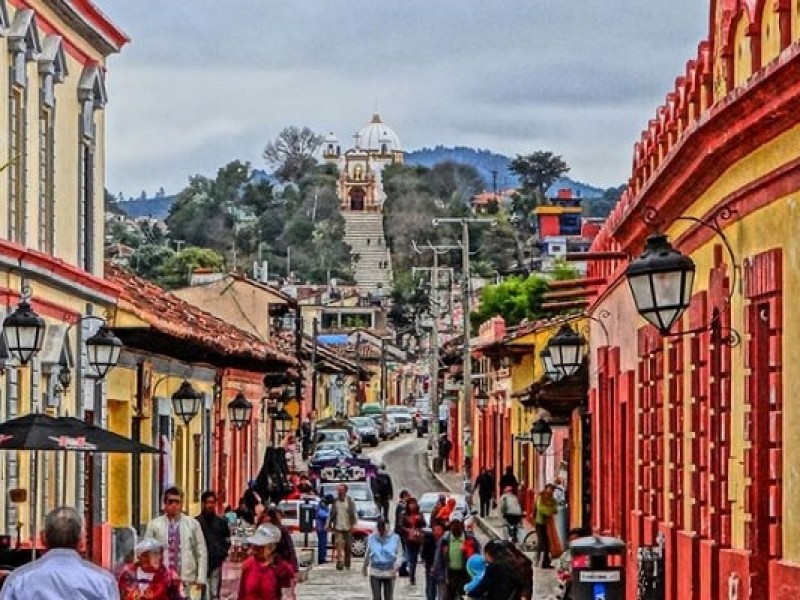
top-left (196, 491), bottom-right (231, 600)
top-left (393, 489), bottom-right (410, 574)
top-left (535, 484), bottom-right (558, 569)
top-left (117, 538), bottom-right (185, 600)
top-left (438, 435), bottom-right (453, 472)
top-left (474, 468), bottom-right (495, 518)
top-left (145, 486), bottom-right (208, 595)
top-left (238, 525), bottom-right (295, 600)
top-left (0, 506), bottom-right (119, 599)
top-left (243, 480), bottom-right (263, 515)
top-left (420, 522), bottom-right (446, 600)
top-left (432, 515), bottom-right (481, 600)
top-left (362, 519), bottom-right (402, 600)
top-left (400, 497), bottom-right (426, 585)
top-left (258, 508), bottom-right (299, 574)
top-left (498, 467), bottom-right (519, 496)
top-left (315, 495), bottom-right (333, 564)
top-left (371, 464), bottom-right (394, 521)
top-left (327, 483), bottom-right (358, 570)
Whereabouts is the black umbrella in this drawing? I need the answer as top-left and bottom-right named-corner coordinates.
top-left (0, 413), bottom-right (160, 453)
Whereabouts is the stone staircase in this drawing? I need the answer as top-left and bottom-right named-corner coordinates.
top-left (343, 212), bottom-right (392, 290)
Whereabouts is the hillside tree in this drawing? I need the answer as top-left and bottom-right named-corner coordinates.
top-left (263, 126), bottom-right (323, 183)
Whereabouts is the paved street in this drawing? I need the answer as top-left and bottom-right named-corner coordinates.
top-left (297, 436), bottom-right (561, 600)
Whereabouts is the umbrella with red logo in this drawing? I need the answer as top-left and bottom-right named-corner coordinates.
top-left (0, 413), bottom-right (159, 453)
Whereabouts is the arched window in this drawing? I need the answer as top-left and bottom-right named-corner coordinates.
top-left (381, 143), bottom-right (388, 155)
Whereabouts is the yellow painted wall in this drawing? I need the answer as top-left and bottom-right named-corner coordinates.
top-left (594, 114), bottom-right (800, 560)
top-left (734, 17), bottom-right (753, 88)
top-left (761, 4), bottom-right (782, 65)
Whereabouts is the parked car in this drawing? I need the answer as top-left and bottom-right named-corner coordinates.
top-left (319, 481), bottom-right (382, 522)
top-left (386, 406), bottom-right (414, 433)
top-left (349, 416), bottom-right (380, 447)
top-left (315, 428), bottom-right (361, 454)
top-left (276, 498), bottom-right (376, 557)
top-left (370, 414), bottom-right (399, 439)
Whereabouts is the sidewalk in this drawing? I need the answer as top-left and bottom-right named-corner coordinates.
top-left (427, 456), bottom-right (563, 600)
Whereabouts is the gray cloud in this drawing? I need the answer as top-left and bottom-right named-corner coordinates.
top-left (105, 0), bottom-right (709, 195)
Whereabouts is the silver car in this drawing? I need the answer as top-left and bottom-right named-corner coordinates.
top-left (386, 407), bottom-right (414, 433)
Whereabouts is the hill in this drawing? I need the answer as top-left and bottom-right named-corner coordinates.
top-left (405, 146), bottom-right (605, 198)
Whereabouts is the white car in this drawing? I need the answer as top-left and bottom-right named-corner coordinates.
top-left (318, 481), bottom-right (382, 521)
top-left (418, 492), bottom-right (470, 526)
top-left (386, 406), bottom-right (415, 432)
top-left (276, 498), bottom-right (377, 557)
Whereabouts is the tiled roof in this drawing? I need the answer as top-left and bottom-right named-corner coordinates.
top-left (105, 263), bottom-right (297, 366)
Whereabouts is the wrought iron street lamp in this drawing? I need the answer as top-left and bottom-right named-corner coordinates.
top-left (476, 387), bottom-right (489, 412)
top-left (530, 418), bottom-right (553, 455)
top-left (625, 233), bottom-right (696, 336)
top-left (539, 348), bottom-right (564, 382)
top-left (3, 295), bottom-right (46, 365)
top-left (227, 392), bottom-right (253, 430)
top-left (547, 324), bottom-right (587, 378)
top-left (85, 326), bottom-right (123, 379)
top-left (171, 380), bottom-right (203, 425)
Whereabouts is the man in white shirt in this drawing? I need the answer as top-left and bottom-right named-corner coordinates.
top-left (0, 506), bottom-right (118, 600)
top-left (145, 486), bottom-right (208, 592)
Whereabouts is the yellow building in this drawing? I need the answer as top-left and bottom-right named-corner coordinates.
top-left (0, 0), bottom-right (127, 550)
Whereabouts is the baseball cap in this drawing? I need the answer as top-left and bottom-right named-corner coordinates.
top-left (135, 537), bottom-right (163, 557)
top-left (246, 524), bottom-right (282, 546)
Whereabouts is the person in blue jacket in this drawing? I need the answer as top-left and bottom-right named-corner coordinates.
top-left (316, 495), bottom-right (333, 564)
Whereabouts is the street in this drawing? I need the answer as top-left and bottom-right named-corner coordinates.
top-left (297, 436), bottom-right (560, 600)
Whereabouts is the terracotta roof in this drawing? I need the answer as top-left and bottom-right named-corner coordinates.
top-left (105, 263), bottom-right (297, 366)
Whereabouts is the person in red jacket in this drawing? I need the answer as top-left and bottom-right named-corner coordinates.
top-left (401, 497), bottom-right (426, 585)
top-left (238, 525), bottom-right (295, 600)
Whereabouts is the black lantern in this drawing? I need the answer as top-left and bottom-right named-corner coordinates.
top-left (171, 380), bottom-right (203, 425)
top-left (273, 406), bottom-right (292, 436)
top-left (530, 418), bottom-right (553, 455)
top-left (625, 233), bottom-right (696, 336)
top-left (227, 392), bottom-right (252, 430)
top-left (476, 387), bottom-right (489, 412)
top-left (539, 348), bottom-right (564, 382)
top-left (3, 297), bottom-right (46, 365)
top-left (85, 326), bottom-right (123, 379)
top-left (547, 324), bottom-right (587, 378)
top-left (57, 363), bottom-right (72, 391)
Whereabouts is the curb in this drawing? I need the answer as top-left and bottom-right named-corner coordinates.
top-left (425, 454), bottom-right (504, 541)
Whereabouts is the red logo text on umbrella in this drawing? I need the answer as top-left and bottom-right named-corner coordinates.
top-left (50, 436), bottom-right (97, 450)
top-left (0, 434), bottom-right (13, 445)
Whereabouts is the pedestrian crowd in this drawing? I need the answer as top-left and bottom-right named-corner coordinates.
top-left (360, 478), bottom-right (534, 600)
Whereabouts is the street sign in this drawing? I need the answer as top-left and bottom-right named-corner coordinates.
top-left (593, 582), bottom-right (607, 599)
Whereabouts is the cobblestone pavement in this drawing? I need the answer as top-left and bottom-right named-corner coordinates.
top-left (297, 436), bottom-right (562, 599)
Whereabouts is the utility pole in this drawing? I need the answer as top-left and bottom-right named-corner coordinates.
top-left (380, 337), bottom-right (387, 432)
top-left (412, 240), bottom-right (459, 444)
top-left (311, 317), bottom-right (318, 416)
top-left (294, 307), bottom-right (304, 413)
top-left (432, 218), bottom-right (495, 447)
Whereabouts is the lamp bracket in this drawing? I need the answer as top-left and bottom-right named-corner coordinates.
top-left (642, 205), bottom-right (742, 346)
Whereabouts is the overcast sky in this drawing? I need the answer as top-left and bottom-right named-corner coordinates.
top-left (104, 1), bottom-right (709, 197)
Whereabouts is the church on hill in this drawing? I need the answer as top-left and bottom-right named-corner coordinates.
top-left (322, 113), bottom-right (402, 289)
top-left (323, 113), bottom-right (404, 212)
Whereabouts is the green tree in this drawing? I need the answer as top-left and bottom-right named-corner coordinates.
top-left (424, 161), bottom-right (484, 207)
top-left (158, 247), bottom-right (225, 289)
top-left (509, 151), bottom-right (569, 199)
top-left (263, 126), bottom-right (323, 183)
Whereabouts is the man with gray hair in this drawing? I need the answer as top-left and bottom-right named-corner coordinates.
top-left (0, 506), bottom-right (118, 599)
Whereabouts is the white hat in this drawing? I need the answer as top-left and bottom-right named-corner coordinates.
top-left (246, 524), bottom-right (282, 547)
top-left (135, 538), bottom-right (163, 557)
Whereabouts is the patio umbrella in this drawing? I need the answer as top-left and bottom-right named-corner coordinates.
top-left (0, 413), bottom-right (159, 560)
top-left (0, 413), bottom-right (160, 453)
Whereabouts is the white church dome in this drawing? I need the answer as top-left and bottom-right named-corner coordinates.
top-left (358, 113), bottom-right (402, 152)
